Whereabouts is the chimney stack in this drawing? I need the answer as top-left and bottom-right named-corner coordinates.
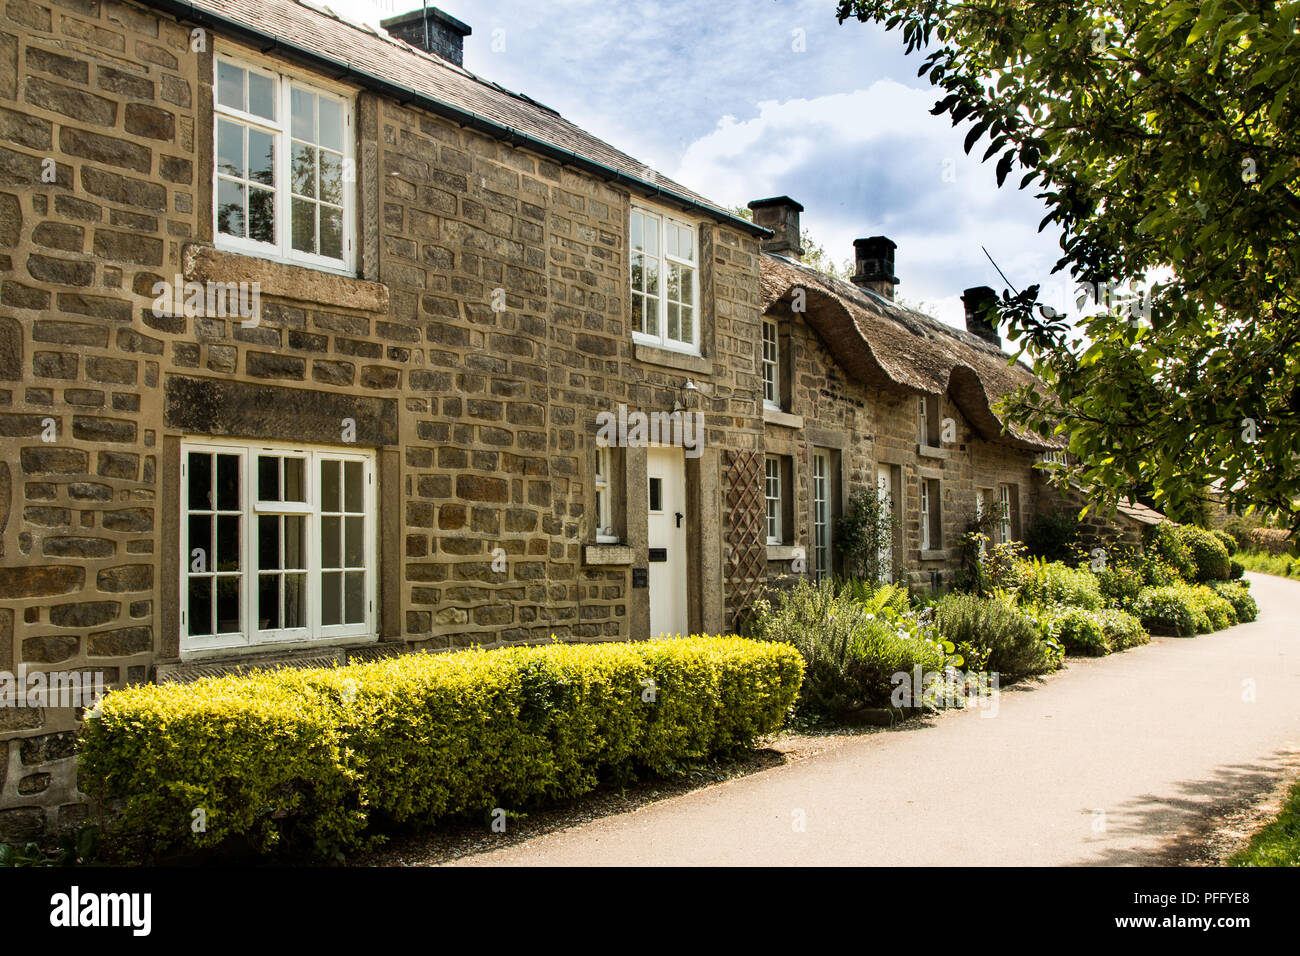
top-left (962, 286), bottom-right (1000, 346)
top-left (747, 196), bottom-right (804, 261)
top-left (851, 236), bottom-right (898, 301)
top-left (382, 7), bottom-right (472, 66)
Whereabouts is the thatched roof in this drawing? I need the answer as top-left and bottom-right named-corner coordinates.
top-left (760, 253), bottom-right (1063, 452)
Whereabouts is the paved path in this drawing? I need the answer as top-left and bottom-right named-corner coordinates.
top-left (456, 573), bottom-right (1300, 866)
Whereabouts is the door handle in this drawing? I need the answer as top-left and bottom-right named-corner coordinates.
top-left (675, 512), bottom-right (683, 527)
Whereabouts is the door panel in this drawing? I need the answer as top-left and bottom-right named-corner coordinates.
top-left (647, 446), bottom-right (688, 637)
top-left (877, 465), bottom-right (893, 583)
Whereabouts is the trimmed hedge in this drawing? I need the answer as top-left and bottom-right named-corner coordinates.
top-left (1014, 558), bottom-right (1104, 610)
top-left (79, 637), bottom-right (803, 859)
top-left (1174, 525), bottom-right (1231, 583)
top-left (1210, 581), bottom-right (1258, 623)
top-left (1049, 606), bottom-right (1149, 656)
top-left (1130, 582), bottom-right (1239, 635)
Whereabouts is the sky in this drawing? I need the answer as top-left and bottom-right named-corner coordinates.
top-left (321, 0), bottom-right (1077, 330)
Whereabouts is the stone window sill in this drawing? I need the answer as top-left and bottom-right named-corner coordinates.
top-left (920, 550), bottom-right (950, 562)
top-left (767, 544), bottom-right (800, 561)
top-left (584, 544), bottom-right (635, 566)
top-left (633, 342), bottom-right (712, 375)
top-left (918, 444), bottom-right (950, 460)
top-left (763, 408), bottom-right (804, 429)
top-left (159, 637), bottom-right (402, 680)
top-left (183, 243), bottom-right (390, 313)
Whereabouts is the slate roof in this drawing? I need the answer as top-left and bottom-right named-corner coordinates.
top-left (760, 252), bottom-right (1064, 451)
top-left (142, 0), bottom-right (762, 235)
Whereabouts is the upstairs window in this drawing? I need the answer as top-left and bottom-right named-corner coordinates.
top-left (762, 319), bottom-right (780, 410)
top-left (764, 455), bottom-right (782, 545)
top-left (631, 206), bottom-right (698, 353)
top-left (215, 53), bottom-right (354, 272)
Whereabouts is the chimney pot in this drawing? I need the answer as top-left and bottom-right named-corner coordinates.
top-left (747, 196), bottom-right (804, 261)
top-left (962, 286), bottom-right (1000, 346)
top-left (851, 236), bottom-right (898, 301)
top-left (383, 7), bottom-right (472, 66)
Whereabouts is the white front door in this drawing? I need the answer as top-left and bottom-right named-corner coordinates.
top-left (877, 465), bottom-right (893, 583)
top-left (647, 446), bottom-right (688, 637)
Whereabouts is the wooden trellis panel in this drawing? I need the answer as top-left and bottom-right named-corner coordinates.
top-left (724, 450), bottom-right (768, 629)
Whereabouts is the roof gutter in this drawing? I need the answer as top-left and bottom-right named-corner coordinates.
top-left (139, 0), bottom-right (770, 239)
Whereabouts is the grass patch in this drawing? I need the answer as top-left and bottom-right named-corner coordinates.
top-left (1230, 776), bottom-right (1300, 867)
top-left (1235, 549), bottom-right (1299, 580)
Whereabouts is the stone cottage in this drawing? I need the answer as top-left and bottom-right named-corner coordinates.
top-left (0, 0), bottom-right (1145, 836)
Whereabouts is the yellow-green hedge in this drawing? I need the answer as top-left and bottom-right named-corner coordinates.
top-left (79, 636), bottom-right (803, 858)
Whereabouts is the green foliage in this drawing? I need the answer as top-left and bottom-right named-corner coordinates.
top-left (1146, 523), bottom-right (1197, 582)
top-left (838, 0), bottom-right (1300, 530)
top-left (0, 826), bottom-right (99, 867)
top-left (1209, 581), bottom-right (1259, 624)
top-left (1130, 585), bottom-right (1203, 635)
top-left (1048, 606), bottom-right (1108, 656)
top-left (955, 509), bottom-right (1005, 593)
top-left (1023, 508), bottom-right (1080, 563)
top-left (1212, 529), bottom-right (1238, 557)
top-left (833, 489), bottom-right (902, 583)
top-left (1230, 775), bottom-right (1300, 867)
top-left (747, 578), bottom-right (945, 718)
top-left (1229, 558), bottom-right (1246, 580)
top-left (1015, 557), bottom-right (1103, 610)
top-left (79, 637), bottom-right (803, 861)
top-left (1174, 524), bottom-right (1232, 583)
top-left (1093, 551), bottom-right (1145, 608)
top-left (931, 592), bottom-right (1063, 681)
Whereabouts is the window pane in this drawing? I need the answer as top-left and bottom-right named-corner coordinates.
top-left (258, 456), bottom-right (280, 501)
top-left (649, 477), bottom-right (662, 512)
top-left (667, 263), bottom-right (681, 302)
top-left (667, 302), bottom-right (680, 342)
top-left (285, 574), bottom-right (306, 628)
top-left (188, 515), bottom-right (211, 569)
top-left (343, 461), bottom-right (363, 512)
top-left (248, 128), bottom-right (274, 186)
top-left (321, 515), bottom-right (341, 568)
top-left (291, 197), bottom-right (316, 253)
top-left (217, 178), bottom-right (245, 238)
top-left (630, 212), bottom-right (643, 252)
top-left (284, 515), bottom-right (305, 569)
top-left (632, 295), bottom-right (644, 334)
top-left (321, 460), bottom-right (340, 511)
top-left (318, 97), bottom-right (342, 151)
top-left (258, 573), bottom-right (280, 630)
top-left (644, 260), bottom-right (659, 297)
top-left (248, 71), bottom-right (275, 120)
top-left (321, 571), bottom-right (341, 626)
top-left (320, 205), bottom-right (343, 260)
top-left (643, 216), bottom-right (659, 256)
top-left (680, 267), bottom-right (695, 305)
top-left (292, 87), bottom-right (316, 142)
top-left (217, 119), bottom-right (244, 178)
top-left (258, 514), bottom-right (280, 570)
top-left (188, 453), bottom-right (211, 511)
top-left (283, 458), bottom-right (305, 502)
top-left (344, 572), bottom-right (364, 624)
top-left (217, 61), bottom-right (244, 110)
top-left (292, 143), bottom-right (316, 199)
top-left (187, 577), bottom-right (212, 636)
top-left (249, 187), bottom-right (275, 244)
top-left (344, 515), bottom-right (364, 567)
top-left (666, 225), bottom-right (678, 259)
top-left (216, 514), bottom-right (240, 571)
top-left (217, 454), bottom-right (240, 510)
top-left (680, 305), bottom-right (694, 344)
top-left (216, 577), bottom-right (240, 633)
top-left (319, 150), bottom-right (341, 205)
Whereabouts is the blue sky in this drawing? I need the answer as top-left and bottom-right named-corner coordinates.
top-left (326, 0), bottom-right (1075, 330)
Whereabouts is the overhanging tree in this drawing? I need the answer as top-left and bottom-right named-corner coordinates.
top-left (837, 0), bottom-right (1300, 530)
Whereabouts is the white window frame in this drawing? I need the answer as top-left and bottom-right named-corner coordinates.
top-left (812, 451), bottom-right (831, 581)
top-left (999, 483), bottom-right (1015, 543)
top-left (762, 318), bottom-right (780, 410)
top-left (213, 49), bottom-right (355, 274)
top-left (594, 445), bottom-right (618, 543)
top-left (631, 204), bottom-right (700, 355)
top-left (180, 438), bottom-right (376, 654)
top-left (765, 455), bottom-right (782, 545)
top-left (921, 477), bottom-right (942, 551)
top-left (920, 479), bottom-right (932, 551)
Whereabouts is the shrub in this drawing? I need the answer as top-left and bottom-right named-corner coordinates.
top-left (747, 578), bottom-right (943, 717)
top-left (79, 637), bottom-right (803, 860)
top-left (1190, 585), bottom-right (1238, 630)
top-left (931, 592), bottom-right (1062, 681)
top-left (1230, 559), bottom-right (1245, 580)
top-left (834, 489), bottom-right (902, 582)
top-left (1145, 522), bottom-right (1197, 581)
top-left (1131, 585), bottom-right (1205, 635)
top-left (1213, 529), bottom-right (1238, 556)
top-left (1041, 606), bottom-right (1148, 656)
top-left (1024, 508), bottom-right (1080, 563)
top-left (1209, 581), bottom-right (1258, 623)
top-left (1015, 558), bottom-right (1103, 610)
top-left (1141, 553), bottom-right (1184, 588)
top-left (1094, 555), bottom-right (1145, 608)
top-left (1175, 524), bottom-right (1232, 582)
